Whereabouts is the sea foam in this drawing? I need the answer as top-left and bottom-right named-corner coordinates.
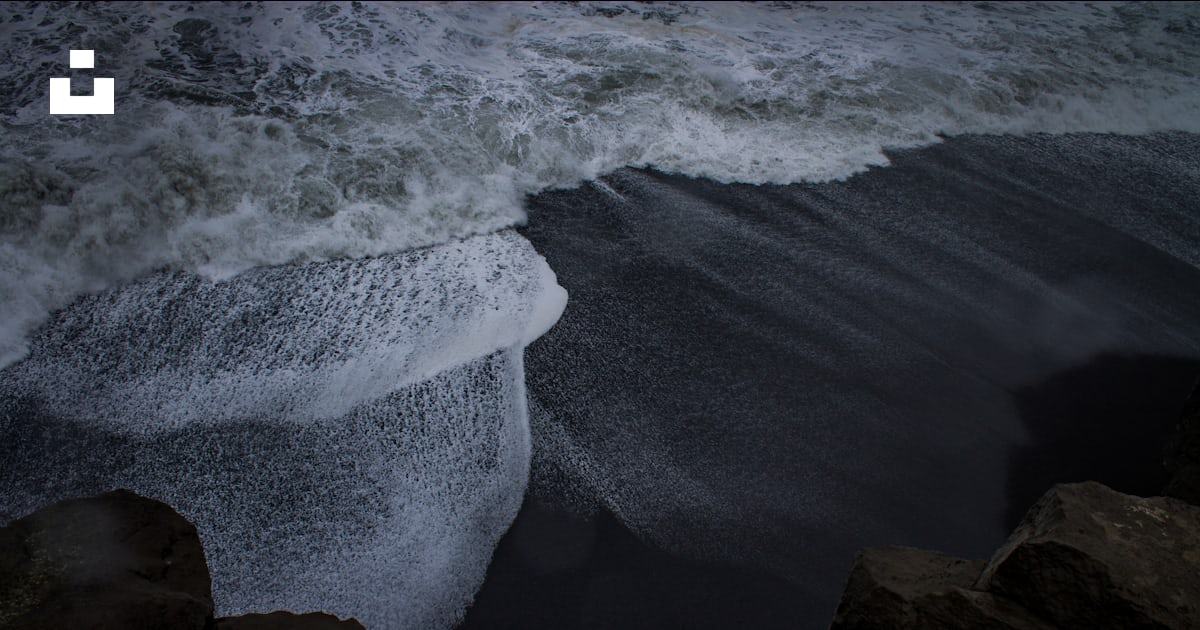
top-left (2, 2), bottom-right (1199, 366)
top-left (0, 230), bottom-right (566, 628)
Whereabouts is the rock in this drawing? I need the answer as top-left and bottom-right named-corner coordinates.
top-left (833, 482), bottom-right (1200, 629)
top-left (217, 611), bottom-right (365, 629)
top-left (0, 489), bottom-right (214, 630)
top-left (830, 546), bottom-right (1053, 629)
top-left (833, 375), bottom-right (1200, 630)
top-left (0, 490), bottom-right (365, 628)
top-left (1164, 377), bottom-right (1200, 506)
top-left (976, 481), bottom-right (1200, 629)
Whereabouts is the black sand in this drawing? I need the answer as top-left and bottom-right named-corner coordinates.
top-left (464, 133), bottom-right (1200, 628)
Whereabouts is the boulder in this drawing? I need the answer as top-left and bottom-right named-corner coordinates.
top-left (0, 489), bottom-right (214, 630)
top-left (977, 481), bottom-right (1200, 629)
top-left (217, 611), bottom-right (365, 629)
top-left (0, 490), bottom-right (368, 629)
top-left (1164, 377), bottom-right (1200, 506)
top-left (830, 546), bottom-right (1052, 629)
top-left (834, 375), bottom-right (1200, 630)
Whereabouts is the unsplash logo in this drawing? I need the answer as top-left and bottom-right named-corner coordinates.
top-left (49, 50), bottom-right (114, 115)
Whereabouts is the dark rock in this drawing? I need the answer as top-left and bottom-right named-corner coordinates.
top-left (830, 546), bottom-right (1053, 629)
top-left (977, 481), bottom-right (1200, 629)
top-left (0, 489), bottom-right (214, 630)
top-left (833, 481), bottom-right (1200, 629)
top-left (217, 611), bottom-right (365, 629)
top-left (0, 490), bottom-right (364, 628)
top-left (1164, 377), bottom-right (1200, 506)
top-left (832, 371), bottom-right (1200, 629)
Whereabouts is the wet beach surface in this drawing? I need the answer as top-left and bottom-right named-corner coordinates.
top-left (464, 133), bottom-right (1200, 628)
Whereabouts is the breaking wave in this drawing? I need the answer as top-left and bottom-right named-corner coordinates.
top-left (1, 1), bottom-right (1199, 364)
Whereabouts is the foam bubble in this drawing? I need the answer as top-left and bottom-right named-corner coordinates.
top-left (2, 3), bottom-right (1199, 367)
top-left (0, 230), bottom-right (565, 628)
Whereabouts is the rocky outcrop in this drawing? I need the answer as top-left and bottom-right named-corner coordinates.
top-left (0, 489), bottom-right (214, 630)
top-left (831, 482), bottom-right (1200, 629)
top-left (0, 490), bottom-right (364, 630)
top-left (833, 378), bottom-right (1200, 630)
top-left (978, 482), bottom-right (1200, 629)
top-left (830, 547), bottom-right (1051, 629)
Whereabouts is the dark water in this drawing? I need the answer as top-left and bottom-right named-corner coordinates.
top-left (464, 133), bottom-right (1200, 628)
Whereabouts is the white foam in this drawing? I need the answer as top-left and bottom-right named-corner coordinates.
top-left (0, 230), bottom-right (564, 628)
top-left (2, 3), bottom-right (1199, 366)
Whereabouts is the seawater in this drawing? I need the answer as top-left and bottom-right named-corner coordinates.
top-left (1, 3), bottom-right (1199, 628)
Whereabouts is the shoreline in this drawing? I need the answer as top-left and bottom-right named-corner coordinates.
top-left (467, 132), bottom-right (1200, 627)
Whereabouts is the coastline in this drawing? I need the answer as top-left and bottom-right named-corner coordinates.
top-left (3, 131), bottom-right (1198, 628)
top-left (466, 132), bottom-right (1200, 627)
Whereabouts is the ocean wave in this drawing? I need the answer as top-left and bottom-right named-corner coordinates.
top-left (1, 1), bottom-right (1197, 362)
top-left (0, 229), bottom-right (566, 627)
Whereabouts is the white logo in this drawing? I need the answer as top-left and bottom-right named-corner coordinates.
top-left (49, 50), bottom-right (114, 115)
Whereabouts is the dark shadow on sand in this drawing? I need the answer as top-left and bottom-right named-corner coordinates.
top-left (459, 496), bottom-right (814, 630)
top-left (1005, 354), bottom-right (1200, 529)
